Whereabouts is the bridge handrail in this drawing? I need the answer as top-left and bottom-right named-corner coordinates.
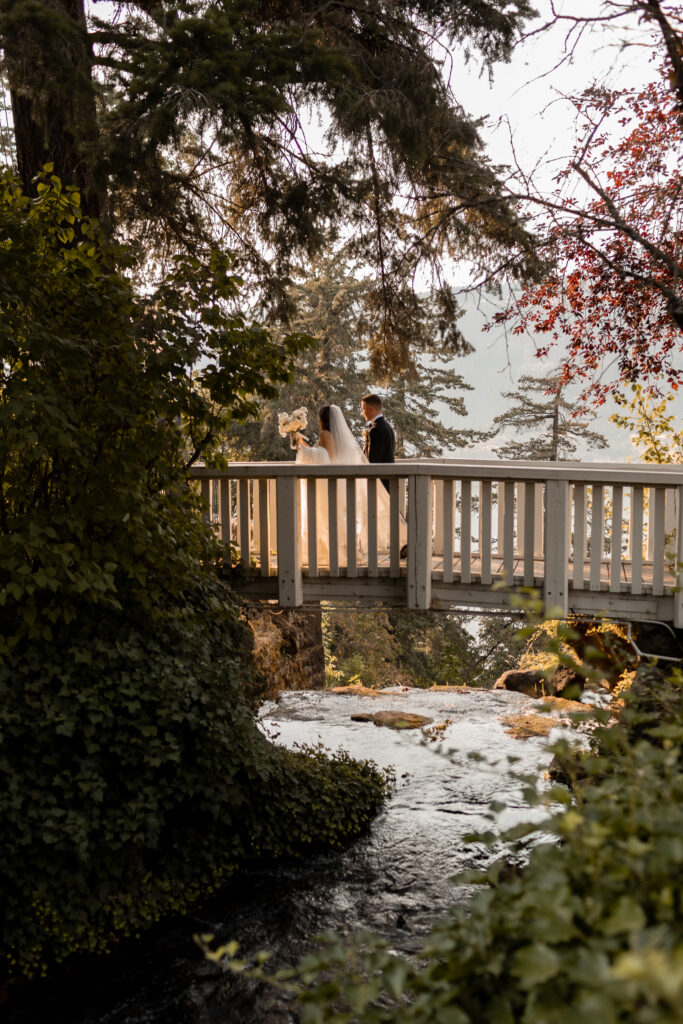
top-left (189, 459), bottom-right (683, 487)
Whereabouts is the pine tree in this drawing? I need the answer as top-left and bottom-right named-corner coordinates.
top-left (0, 0), bottom-right (539, 373)
top-left (226, 251), bottom-right (484, 459)
top-left (490, 371), bottom-right (608, 461)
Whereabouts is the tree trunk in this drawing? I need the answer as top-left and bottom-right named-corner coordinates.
top-left (1, 0), bottom-right (104, 219)
top-left (551, 397), bottom-right (560, 460)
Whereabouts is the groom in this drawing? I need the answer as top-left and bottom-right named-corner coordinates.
top-left (361, 393), bottom-right (395, 492)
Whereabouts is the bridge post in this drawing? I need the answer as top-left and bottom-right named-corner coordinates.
top-left (276, 476), bottom-right (303, 607)
top-left (544, 478), bottom-right (569, 617)
top-left (675, 485), bottom-right (683, 628)
top-left (408, 474), bottom-right (433, 609)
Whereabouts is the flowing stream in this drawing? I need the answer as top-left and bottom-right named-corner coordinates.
top-left (6, 687), bottom-right (557, 1024)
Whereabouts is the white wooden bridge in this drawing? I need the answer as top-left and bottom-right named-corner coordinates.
top-left (190, 459), bottom-right (683, 626)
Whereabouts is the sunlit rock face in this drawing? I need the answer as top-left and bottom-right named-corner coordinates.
top-left (248, 606), bottom-right (325, 696)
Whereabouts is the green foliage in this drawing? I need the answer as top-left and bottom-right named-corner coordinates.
top-left (0, 611), bottom-right (388, 976)
top-left (0, 168), bottom-right (306, 645)
top-left (0, 173), bottom-right (387, 977)
top-left (323, 609), bottom-right (525, 689)
top-left (611, 383), bottom-right (683, 465)
top-left (1, 0), bottom-right (540, 374)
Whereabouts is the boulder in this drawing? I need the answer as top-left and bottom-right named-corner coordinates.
top-left (350, 710), bottom-right (433, 729)
top-left (493, 669), bottom-right (548, 699)
top-left (494, 667), bottom-right (585, 701)
top-left (372, 710), bottom-right (433, 729)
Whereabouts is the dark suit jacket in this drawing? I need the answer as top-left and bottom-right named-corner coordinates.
top-left (364, 417), bottom-right (395, 491)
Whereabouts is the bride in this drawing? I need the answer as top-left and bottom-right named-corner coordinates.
top-left (295, 405), bottom-right (396, 565)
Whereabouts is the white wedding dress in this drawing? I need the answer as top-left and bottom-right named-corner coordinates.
top-left (295, 405), bottom-right (399, 568)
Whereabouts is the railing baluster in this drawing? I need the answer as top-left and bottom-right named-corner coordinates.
top-left (461, 479), bottom-right (472, 584)
top-left (503, 481), bottom-right (515, 583)
top-left (631, 485), bottom-right (644, 596)
top-left (231, 479), bottom-right (238, 544)
top-left (573, 483), bottom-right (585, 589)
top-left (328, 478), bottom-right (339, 577)
top-left (200, 478), bottom-right (211, 521)
top-left (259, 479), bottom-right (270, 576)
top-left (496, 481), bottom-right (505, 556)
top-left (346, 477), bottom-right (357, 578)
top-left (573, 483), bottom-right (585, 590)
top-left (534, 483), bottom-right (544, 556)
top-left (219, 478), bottom-right (231, 545)
top-left (610, 485), bottom-right (623, 592)
top-left (443, 478), bottom-right (454, 584)
top-left (268, 479), bottom-right (277, 562)
top-left (590, 484), bottom-right (604, 591)
top-left (433, 480), bottom-right (444, 556)
top-left (307, 477), bottom-right (318, 578)
top-left (652, 486), bottom-right (666, 596)
top-left (390, 478), bottom-right (400, 578)
top-left (367, 477), bottom-right (378, 577)
top-left (516, 482), bottom-right (525, 557)
top-left (647, 488), bottom-right (655, 562)
top-left (665, 487), bottom-right (677, 538)
top-left (480, 479), bottom-right (492, 585)
top-left (524, 481), bottom-right (535, 586)
top-left (238, 478), bottom-right (250, 567)
top-left (253, 477), bottom-right (260, 551)
top-left (407, 474), bottom-right (432, 609)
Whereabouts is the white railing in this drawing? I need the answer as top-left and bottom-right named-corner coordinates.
top-left (189, 459), bottom-right (683, 625)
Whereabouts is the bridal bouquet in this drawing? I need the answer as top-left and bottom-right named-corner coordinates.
top-left (278, 407), bottom-right (308, 447)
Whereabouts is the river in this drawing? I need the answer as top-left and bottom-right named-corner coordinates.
top-left (5, 686), bottom-right (558, 1024)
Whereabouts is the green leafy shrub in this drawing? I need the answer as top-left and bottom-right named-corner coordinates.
top-left (0, 171), bottom-right (385, 977)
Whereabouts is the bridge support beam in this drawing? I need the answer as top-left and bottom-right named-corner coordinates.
top-left (544, 478), bottom-right (569, 617)
top-left (276, 476), bottom-right (303, 607)
top-left (408, 475), bottom-right (433, 609)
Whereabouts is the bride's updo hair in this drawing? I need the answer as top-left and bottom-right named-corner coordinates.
top-left (319, 405), bottom-right (331, 431)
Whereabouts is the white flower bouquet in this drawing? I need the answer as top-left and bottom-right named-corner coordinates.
top-left (278, 407), bottom-right (308, 448)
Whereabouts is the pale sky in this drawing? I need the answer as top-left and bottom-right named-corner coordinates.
top-left (434, 0), bottom-right (683, 462)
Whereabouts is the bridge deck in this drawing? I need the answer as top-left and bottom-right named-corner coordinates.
top-left (239, 551), bottom-right (676, 619)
